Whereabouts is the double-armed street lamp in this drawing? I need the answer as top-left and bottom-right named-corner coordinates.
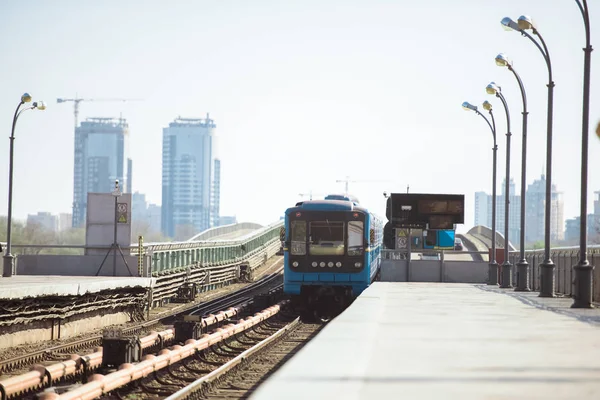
top-left (495, 53), bottom-right (531, 292)
top-left (485, 82), bottom-right (513, 289)
top-left (3, 94), bottom-right (46, 277)
top-left (572, 0), bottom-right (594, 308)
top-left (501, 15), bottom-right (555, 297)
top-left (462, 101), bottom-right (499, 285)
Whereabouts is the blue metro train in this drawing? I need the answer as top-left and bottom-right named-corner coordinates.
top-left (282, 194), bottom-right (383, 320)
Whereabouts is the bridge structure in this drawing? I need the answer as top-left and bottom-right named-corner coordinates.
top-left (2, 219), bottom-right (600, 306)
top-left (1, 220), bottom-right (600, 397)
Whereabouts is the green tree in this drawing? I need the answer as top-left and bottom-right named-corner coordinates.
top-left (174, 224), bottom-right (197, 241)
top-left (0, 217), bottom-right (87, 255)
top-left (132, 219), bottom-right (171, 243)
top-left (527, 240), bottom-right (545, 250)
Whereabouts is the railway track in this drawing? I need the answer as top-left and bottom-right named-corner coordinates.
top-left (172, 319), bottom-right (324, 400)
top-left (0, 269), bottom-right (283, 376)
top-left (90, 309), bottom-right (322, 400)
top-left (33, 301), bottom-right (292, 400)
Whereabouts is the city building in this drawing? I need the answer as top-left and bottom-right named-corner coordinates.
top-left (473, 191), bottom-right (488, 227)
top-left (58, 213), bottom-right (73, 231)
top-left (472, 178), bottom-right (521, 249)
top-left (27, 212), bottom-right (58, 232)
top-left (565, 190), bottom-right (600, 244)
top-left (72, 117), bottom-right (132, 227)
top-left (564, 214), bottom-right (597, 243)
top-left (132, 192), bottom-right (162, 234)
top-left (525, 174), bottom-right (564, 243)
top-left (218, 215), bottom-right (238, 226)
top-left (161, 115), bottom-right (221, 238)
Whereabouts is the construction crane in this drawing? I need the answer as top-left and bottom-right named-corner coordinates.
top-left (56, 97), bottom-right (143, 130)
top-left (58, 96), bottom-right (142, 228)
top-left (335, 176), bottom-right (392, 196)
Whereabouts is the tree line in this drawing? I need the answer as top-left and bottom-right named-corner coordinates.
top-left (0, 217), bottom-right (182, 255)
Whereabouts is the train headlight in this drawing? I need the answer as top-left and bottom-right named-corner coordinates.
top-left (292, 261), bottom-right (299, 268)
top-left (320, 262), bottom-right (326, 268)
top-left (354, 262), bottom-right (362, 268)
top-left (335, 262), bottom-right (342, 268)
top-left (328, 262), bottom-right (334, 268)
top-left (312, 262), bottom-right (318, 268)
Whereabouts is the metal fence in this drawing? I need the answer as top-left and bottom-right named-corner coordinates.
top-left (508, 246), bottom-right (600, 302)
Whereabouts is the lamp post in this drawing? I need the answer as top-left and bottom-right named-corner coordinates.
top-left (572, 0), bottom-right (594, 308)
top-left (486, 82), bottom-right (513, 289)
top-left (495, 53), bottom-right (531, 292)
top-left (3, 95), bottom-right (46, 278)
top-left (462, 101), bottom-right (499, 285)
top-left (112, 180), bottom-right (122, 277)
top-left (501, 15), bottom-right (555, 297)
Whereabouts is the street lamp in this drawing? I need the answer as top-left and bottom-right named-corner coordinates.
top-left (485, 82), bottom-right (513, 289)
top-left (572, 0), bottom-right (594, 308)
top-left (462, 101), bottom-right (499, 285)
top-left (3, 95), bottom-right (46, 277)
top-left (501, 15), bottom-right (555, 297)
top-left (495, 53), bottom-right (530, 292)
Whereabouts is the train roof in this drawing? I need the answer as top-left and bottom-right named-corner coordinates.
top-left (288, 199), bottom-right (368, 213)
top-left (323, 193), bottom-right (360, 203)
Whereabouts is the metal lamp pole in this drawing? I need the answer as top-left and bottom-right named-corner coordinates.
top-left (3, 95), bottom-right (45, 277)
top-left (495, 53), bottom-right (531, 292)
top-left (112, 180), bottom-right (122, 277)
top-left (462, 101), bottom-right (499, 285)
top-left (572, 0), bottom-right (594, 308)
top-left (486, 82), bottom-right (513, 288)
top-left (500, 15), bottom-right (555, 297)
top-left (501, 15), bottom-right (555, 297)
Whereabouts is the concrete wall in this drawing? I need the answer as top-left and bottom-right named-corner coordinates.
top-left (381, 260), bottom-right (488, 283)
top-left (86, 192), bottom-right (132, 256)
top-left (15, 254), bottom-right (150, 277)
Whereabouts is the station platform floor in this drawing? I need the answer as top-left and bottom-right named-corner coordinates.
top-left (0, 275), bottom-right (155, 299)
top-left (251, 282), bottom-right (600, 399)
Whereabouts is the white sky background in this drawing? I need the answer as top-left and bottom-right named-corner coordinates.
top-left (0, 0), bottom-right (599, 234)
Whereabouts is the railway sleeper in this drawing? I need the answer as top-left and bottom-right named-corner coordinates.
top-left (215, 340), bottom-right (244, 356)
top-left (166, 364), bottom-right (198, 383)
top-left (196, 351), bottom-right (223, 367)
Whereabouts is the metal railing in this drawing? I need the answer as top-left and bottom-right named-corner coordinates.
top-left (0, 220), bottom-right (284, 279)
top-left (508, 245), bottom-right (600, 302)
top-left (136, 220), bottom-right (283, 275)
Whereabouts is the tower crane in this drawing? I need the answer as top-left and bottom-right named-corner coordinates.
top-left (56, 97), bottom-right (143, 130)
top-left (335, 176), bottom-right (392, 195)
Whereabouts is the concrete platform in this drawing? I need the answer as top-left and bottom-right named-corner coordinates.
top-left (251, 283), bottom-right (600, 399)
top-left (0, 275), bottom-right (155, 299)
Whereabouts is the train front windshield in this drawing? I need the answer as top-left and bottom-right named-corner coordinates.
top-left (290, 219), bottom-right (364, 256)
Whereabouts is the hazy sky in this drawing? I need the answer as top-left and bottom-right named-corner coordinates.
top-left (1, 0), bottom-right (599, 234)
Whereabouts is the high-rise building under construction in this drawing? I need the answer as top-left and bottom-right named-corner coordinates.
top-left (72, 117), bottom-right (132, 227)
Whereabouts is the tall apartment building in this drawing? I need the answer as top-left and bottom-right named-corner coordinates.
top-left (161, 115), bottom-right (221, 238)
top-left (473, 179), bottom-right (521, 248)
top-left (72, 117), bottom-right (132, 227)
top-left (525, 174), bottom-right (564, 243)
top-left (474, 191), bottom-right (488, 227)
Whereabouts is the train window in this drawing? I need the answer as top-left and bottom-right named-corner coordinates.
top-left (348, 221), bottom-right (364, 256)
top-left (291, 221), bottom-right (306, 255)
top-left (309, 221), bottom-right (345, 256)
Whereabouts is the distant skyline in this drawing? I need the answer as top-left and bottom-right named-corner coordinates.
top-left (1, 0), bottom-right (600, 234)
